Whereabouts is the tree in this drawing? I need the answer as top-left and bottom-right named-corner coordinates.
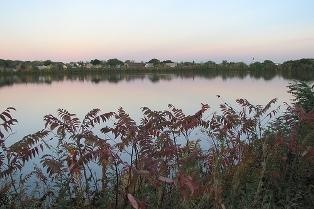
top-left (288, 81), bottom-right (314, 112)
top-left (262, 60), bottom-right (277, 71)
top-left (90, 59), bottom-right (102, 65)
top-left (205, 60), bottom-right (216, 67)
top-left (182, 62), bottom-right (194, 66)
top-left (263, 60), bottom-right (274, 65)
top-left (205, 60), bottom-right (216, 65)
top-left (222, 60), bottom-right (228, 65)
top-left (249, 62), bottom-right (263, 70)
top-left (44, 60), bottom-right (52, 66)
top-left (162, 60), bottom-right (173, 64)
top-left (148, 59), bottom-right (160, 66)
top-left (107, 58), bottom-right (124, 67)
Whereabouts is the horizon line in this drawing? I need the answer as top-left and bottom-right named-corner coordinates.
top-left (1, 57), bottom-right (314, 65)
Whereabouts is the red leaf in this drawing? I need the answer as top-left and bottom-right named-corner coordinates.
top-left (2, 112), bottom-right (12, 120)
top-left (185, 180), bottom-right (195, 194)
top-left (303, 147), bottom-right (314, 158)
top-left (127, 193), bottom-right (139, 209)
top-left (0, 114), bottom-right (6, 122)
top-left (50, 123), bottom-right (58, 131)
top-left (138, 200), bottom-right (147, 209)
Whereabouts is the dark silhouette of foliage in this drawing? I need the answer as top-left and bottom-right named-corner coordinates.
top-left (107, 58), bottom-right (124, 67)
top-left (148, 59), bottom-right (161, 66)
top-left (0, 107), bottom-right (17, 139)
top-left (44, 60), bottom-right (52, 66)
top-left (288, 81), bottom-right (314, 112)
top-left (162, 60), bottom-right (174, 64)
top-left (90, 59), bottom-right (102, 65)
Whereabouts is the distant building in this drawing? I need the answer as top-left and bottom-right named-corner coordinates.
top-left (69, 62), bottom-right (82, 68)
top-left (145, 63), bottom-right (154, 68)
top-left (161, 60), bottom-right (177, 68)
top-left (164, 62), bottom-right (177, 68)
top-left (85, 63), bottom-right (93, 69)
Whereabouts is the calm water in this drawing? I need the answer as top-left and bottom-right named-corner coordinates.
top-left (0, 72), bottom-right (302, 144)
top-left (2, 71), bottom-right (313, 187)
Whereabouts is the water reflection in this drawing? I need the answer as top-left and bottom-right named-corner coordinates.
top-left (1, 68), bottom-right (314, 88)
top-left (1, 68), bottom-right (314, 151)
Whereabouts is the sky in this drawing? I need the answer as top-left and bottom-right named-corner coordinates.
top-left (0, 0), bottom-right (314, 63)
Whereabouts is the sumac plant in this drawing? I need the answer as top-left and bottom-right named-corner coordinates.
top-left (0, 107), bottom-right (50, 208)
top-left (0, 84), bottom-right (313, 209)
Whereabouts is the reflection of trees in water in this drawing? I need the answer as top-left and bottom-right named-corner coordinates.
top-left (249, 69), bottom-right (277, 80)
top-left (147, 74), bottom-right (171, 82)
top-left (279, 69), bottom-right (314, 81)
top-left (0, 68), bottom-right (313, 87)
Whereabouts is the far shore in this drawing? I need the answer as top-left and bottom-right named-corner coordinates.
top-left (0, 58), bottom-right (313, 74)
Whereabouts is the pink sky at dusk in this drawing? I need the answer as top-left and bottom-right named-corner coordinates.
top-left (1, 0), bottom-right (313, 63)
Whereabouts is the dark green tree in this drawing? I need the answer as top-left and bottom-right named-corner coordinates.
top-left (44, 60), bottom-right (52, 66)
top-left (162, 60), bottom-right (173, 64)
top-left (205, 60), bottom-right (216, 67)
top-left (249, 62), bottom-right (263, 70)
top-left (90, 59), bottom-right (102, 65)
top-left (107, 58), bottom-right (124, 67)
top-left (148, 59), bottom-right (160, 66)
top-left (288, 81), bottom-right (314, 112)
top-left (222, 60), bottom-right (228, 65)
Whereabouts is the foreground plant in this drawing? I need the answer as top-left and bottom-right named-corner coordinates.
top-left (0, 82), bottom-right (313, 209)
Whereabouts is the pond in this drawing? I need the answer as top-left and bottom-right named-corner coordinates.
top-left (1, 70), bottom-right (309, 143)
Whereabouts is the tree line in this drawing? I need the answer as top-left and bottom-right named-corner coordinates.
top-left (0, 58), bottom-right (313, 72)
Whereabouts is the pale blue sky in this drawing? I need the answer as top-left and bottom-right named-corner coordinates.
top-left (0, 0), bottom-right (314, 63)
